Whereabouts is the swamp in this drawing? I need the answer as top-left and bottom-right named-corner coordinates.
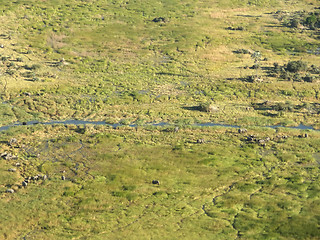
top-left (0, 0), bottom-right (319, 239)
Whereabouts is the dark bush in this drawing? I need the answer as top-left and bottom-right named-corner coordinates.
top-left (24, 64), bottom-right (41, 70)
top-left (234, 49), bottom-right (251, 54)
top-left (285, 60), bottom-right (308, 73)
top-left (293, 73), bottom-right (303, 82)
top-left (152, 17), bottom-right (166, 23)
top-left (247, 75), bottom-right (255, 82)
top-left (8, 62), bottom-right (15, 67)
top-left (22, 72), bottom-right (36, 79)
top-left (1, 56), bottom-right (8, 62)
top-left (274, 102), bottom-right (295, 111)
top-left (310, 65), bottom-right (320, 74)
top-left (280, 70), bottom-right (294, 81)
top-left (227, 26), bottom-right (244, 31)
top-left (303, 75), bottom-right (316, 83)
top-left (251, 64), bottom-right (260, 69)
top-left (246, 75), bottom-right (263, 83)
top-left (290, 18), bottom-right (300, 28)
top-left (305, 14), bottom-right (319, 28)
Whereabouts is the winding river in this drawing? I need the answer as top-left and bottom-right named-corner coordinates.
top-left (0, 120), bottom-right (318, 132)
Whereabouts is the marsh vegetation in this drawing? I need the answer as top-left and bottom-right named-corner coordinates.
top-left (0, 0), bottom-right (319, 239)
top-left (1, 125), bottom-right (319, 239)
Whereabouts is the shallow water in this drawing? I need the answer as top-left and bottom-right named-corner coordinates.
top-left (0, 120), bottom-right (318, 132)
top-left (265, 124), bottom-right (315, 131)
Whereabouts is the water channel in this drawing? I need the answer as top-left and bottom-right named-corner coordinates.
top-left (0, 120), bottom-right (318, 132)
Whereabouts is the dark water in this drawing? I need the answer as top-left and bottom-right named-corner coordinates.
top-left (0, 120), bottom-right (318, 132)
top-left (265, 124), bottom-right (315, 131)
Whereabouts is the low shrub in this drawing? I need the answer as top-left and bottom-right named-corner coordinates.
top-left (24, 64), bottom-right (41, 70)
top-left (285, 60), bottom-right (308, 73)
top-left (199, 102), bottom-right (218, 113)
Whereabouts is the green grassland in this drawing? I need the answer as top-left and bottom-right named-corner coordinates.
top-left (0, 0), bottom-right (319, 127)
top-left (0, 125), bottom-right (319, 239)
top-left (0, 0), bottom-right (319, 239)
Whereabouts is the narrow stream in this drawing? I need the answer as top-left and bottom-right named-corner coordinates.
top-left (0, 120), bottom-right (318, 132)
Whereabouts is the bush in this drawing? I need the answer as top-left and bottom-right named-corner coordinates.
top-left (305, 14), bottom-right (319, 28)
top-left (246, 75), bottom-right (263, 83)
top-left (234, 49), bottom-right (251, 54)
top-left (199, 103), bottom-right (218, 113)
top-left (24, 64), bottom-right (41, 70)
top-left (290, 18), bottom-right (300, 28)
top-left (22, 72), bottom-right (36, 78)
top-left (293, 73), bottom-right (303, 82)
top-left (1, 56), bottom-right (8, 62)
top-left (227, 26), bottom-right (244, 31)
top-left (310, 65), bottom-right (320, 74)
top-left (280, 70), bottom-right (294, 81)
top-left (251, 63), bottom-right (260, 69)
top-left (285, 60), bottom-right (308, 73)
top-left (303, 75), bottom-right (316, 83)
top-left (274, 102), bottom-right (294, 111)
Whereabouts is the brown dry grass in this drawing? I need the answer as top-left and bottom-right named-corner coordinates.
top-left (210, 8), bottom-right (251, 19)
top-left (47, 33), bottom-right (67, 50)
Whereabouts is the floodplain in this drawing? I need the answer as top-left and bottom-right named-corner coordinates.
top-left (0, 0), bottom-right (319, 239)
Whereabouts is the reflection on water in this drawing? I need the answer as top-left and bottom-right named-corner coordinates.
top-left (0, 120), bottom-right (318, 132)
